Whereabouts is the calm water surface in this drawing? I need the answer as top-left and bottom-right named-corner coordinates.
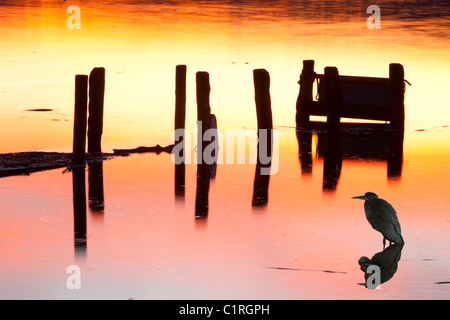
top-left (0, 0), bottom-right (449, 299)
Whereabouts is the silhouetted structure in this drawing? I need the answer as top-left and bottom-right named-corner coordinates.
top-left (194, 71), bottom-right (212, 217)
top-left (324, 67), bottom-right (343, 132)
top-left (252, 68), bottom-right (274, 206)
top-left (174, 65), bottom-right (187, 197)
top-left (295, 60), bottom-right (407, 130)
top-left (87, 67), bottom-right (105, 153)
top-left (73, 75), bottom-right (88, 165)
top-left (253, 69), bottom-right (273, 137)
top-left (296, 60), bottom-right (315, 128)
top-left (175, 65), bottom-right (187, 132)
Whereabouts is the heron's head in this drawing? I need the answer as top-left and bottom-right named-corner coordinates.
top-left (352, 192), bottom-right (379, 201)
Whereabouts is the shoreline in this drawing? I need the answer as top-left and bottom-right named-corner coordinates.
top-left (0, 144), bottom-right (174, 178)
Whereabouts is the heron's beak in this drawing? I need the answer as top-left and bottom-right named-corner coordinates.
top-left (352, 195), bottom-right (366, 200)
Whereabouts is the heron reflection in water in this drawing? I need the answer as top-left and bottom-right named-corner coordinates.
top-left (352, 192), bottom-right (404, 249)
top-left (358, 243), bottom-right (404, 289)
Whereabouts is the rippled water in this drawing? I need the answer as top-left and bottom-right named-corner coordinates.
top-left (0, 0), bottom-right (449, 299)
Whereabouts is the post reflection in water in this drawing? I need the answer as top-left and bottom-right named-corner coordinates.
top-left (195, 161), bottom-right (210, 219)
top-left (88, 161), bottom-right (105, 213)
top-left (252, 133), bottom-right (273, 207)
top-left (387, 130), bottom-right (404, 179)
top-left (296, 130), bottom-right (313, 174)
top-left (297, 125), bottom-right (404, 192)
top-left (322, 133), bottom-right (342, 192)
top-left (174, 136), bottom-right (186, 198)
top-left (358, 243), bottom-right (404, 289)
top-left (194, 115), bottom-right (219, 219)
top-left (72, 167), bottom-right (87, 256)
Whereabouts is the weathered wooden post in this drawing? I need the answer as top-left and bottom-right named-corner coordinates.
top-left (175, 65), bottom-right (187, 197)
top-left (73, 74), bottom-right (88, 165)
top-left (389, 63), bottom-right (405, 130)
top-left (195, 71), bottom-right (211, 217)
top-left (296, 60), bottom-right (315, 129)
top-left (175, 65), bottom-right (187, 132)
top-left (87, 67), bottom-right (105, 154)
top-left (324, 66), bottom-right (343, 132)
top-left (196, 71), bottom-right (211, 131)
top-left (253, 69), bottom-right (273, 137)
top-left (252, 69), bottom-right (273, 206)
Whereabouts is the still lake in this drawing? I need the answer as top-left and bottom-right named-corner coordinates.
top-left (0, 0), bottom-right (449, 299)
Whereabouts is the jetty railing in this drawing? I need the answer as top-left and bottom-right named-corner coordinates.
top-left (296, 60), bottom-right (406, 131)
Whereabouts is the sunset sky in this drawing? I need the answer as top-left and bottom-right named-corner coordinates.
top-left (0, 0), bottom-right (449, 300)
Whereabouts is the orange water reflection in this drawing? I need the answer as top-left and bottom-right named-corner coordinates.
top-left (1, 129), bottom-right (449, 299)
top-left (0, 0), bottom-right (450, 299)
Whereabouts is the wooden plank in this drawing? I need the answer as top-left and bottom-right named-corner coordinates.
top-left (312, 73), bottom-right (391, 121)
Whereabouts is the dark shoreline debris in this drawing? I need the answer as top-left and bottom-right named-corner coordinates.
top-left (0, 152), bottom-right (114, 178)
top-left (0, 144), bottom-right (174, 178)
top-left (113, 144), bottom-right (174, 156)
top-left (24, 108), bottom-right (54, 112)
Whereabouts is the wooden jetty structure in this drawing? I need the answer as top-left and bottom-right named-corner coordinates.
top-left (296, 60), bottom-right (407, 130)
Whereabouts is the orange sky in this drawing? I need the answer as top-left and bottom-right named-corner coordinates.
top-left (0, 1), bottom-right (449, 154)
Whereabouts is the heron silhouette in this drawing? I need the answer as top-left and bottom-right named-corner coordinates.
top-left (352, 192), bottom-right (404, 248)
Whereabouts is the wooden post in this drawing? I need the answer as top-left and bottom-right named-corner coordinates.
top-left (196, 71), bottom-right (211, 126)
top-left (253, 69), bottom-right (273, 137)
top-left (296, 60), bottom-right (315, 128)
top-left (195, 71), bottom-right (212, 217)
top-left (175, 65), bottom-right (187, 132)
top-left (73, 74), bottom-right (88, 165)
top-left (174, 65), bottom-right (187, 197)
top-left (389, 63), bottom-right (405, 130)
top-left (324, 66), bottom-right (343, 132)
top-left (252, 69), bottom-right (272, 207)
top-left (196, 71), bottom-right (211, 164)
top-left (87, 67), bottom-right (105, 154)
top-left (387, 130), bottom-right (404, 179)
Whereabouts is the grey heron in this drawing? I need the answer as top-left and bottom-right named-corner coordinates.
top-left (352, 192), bottom-right (404, 248)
